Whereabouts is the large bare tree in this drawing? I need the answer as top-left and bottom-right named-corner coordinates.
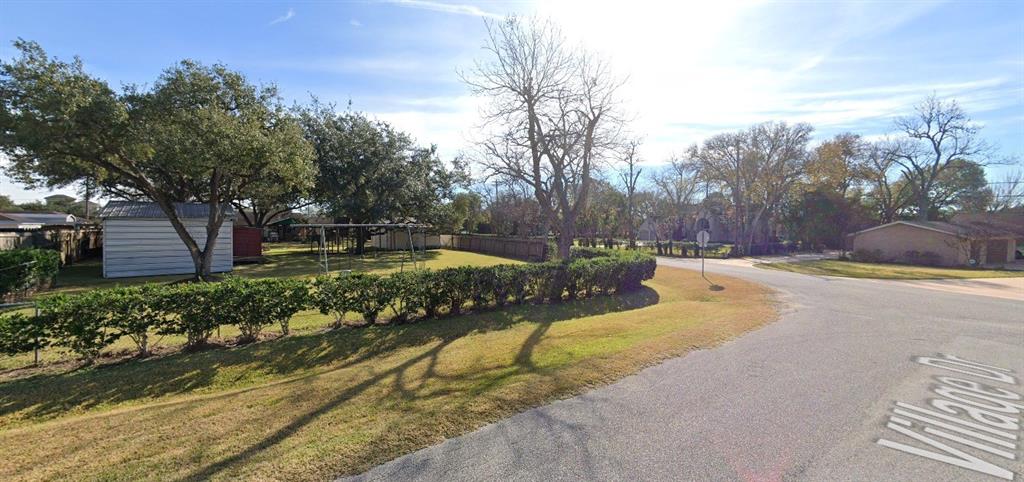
top-left (689, 121), bottom-right (811, 254)
top-left (618, 138), bottom-right (643, 248)
top-left (988, 167), bottom-right (1023, 212)
top-left (892, 95), bottom-right (991, 220)
top-left (466, 16), bottom-right (624, 258)
top-left (857, 141), bottom-right (913, 223)
top-left (650, 154), bottom-right (700, 233)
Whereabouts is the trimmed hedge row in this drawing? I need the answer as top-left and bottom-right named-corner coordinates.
top-left (0, 249), bottom-right (60, 300)
top-left (1, 278), bottom-right (310, 361)
top-left (0, 249), bottom-right (655, 362)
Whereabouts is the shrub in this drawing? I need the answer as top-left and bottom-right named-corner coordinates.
top-left (266, 278), bottom-right (310, 335)
top-left (383, 271), bottom-right (421, 322)
top-left (904, 250), bottom-right (943, 267)
top-left (400, 270), bottom-right (446, 318)
top-left (917, 251), bottom-right (942, 267)
top-left (212, 277), bottom-right (311, 342)
top-left (534, 261), bottom-right (569, 302)
top-left (493, 264), bottom-right (529, 305)
top-left (217, 278), bottom-right (268, 343)
top-left (312, 274), bottom-right (358, 328)
top-left (0, 249), bottom-right (60, 300)
top-left (438, 267), bottom-right (473, 314)
top-left (470, 266), bottom-right (497, 308)
top-left (39, 292), bottom-right (119, 362)
top-left (104, 285), bottom-right (166, 357)
top-left (314, 273), bottom-right (391, 326)
top-left (567, 258), bottom-right (595, 298)
top-left (156, 282), bottom-right (223, 349)
top-left (615, 251), bottom-right (656, 292)
top-left (851, 248), bottom-right (884, 263)
top-left (568, 248), bottom-right (655, 294)
top-left (346, 273), bottom-right (391, 324)
top-left (0, 311), bottom-right (48, 357)
top-left (3, 247), bottom-right (657, 366)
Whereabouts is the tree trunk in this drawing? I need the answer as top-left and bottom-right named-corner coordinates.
top-left (557, 218), bottom-right (574, 259)
top-left (916, 192), bottom-right (930, 221)
top-left (149, 196), bottom-right (211, 281)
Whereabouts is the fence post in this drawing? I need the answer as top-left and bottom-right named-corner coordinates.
top-left (33, 303), bottom-right (39, 365)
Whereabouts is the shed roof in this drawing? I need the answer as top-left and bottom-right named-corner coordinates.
top-left (99, 201), bottom-right (235, 220)
top-left (0, 212), bottom-right (78, 230)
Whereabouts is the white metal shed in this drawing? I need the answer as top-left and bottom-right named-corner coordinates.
top-left (99, 201), bottom-right (234, 278)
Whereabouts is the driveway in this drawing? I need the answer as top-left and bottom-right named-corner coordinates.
top-left (349, 257), bottom-right (1024, 481)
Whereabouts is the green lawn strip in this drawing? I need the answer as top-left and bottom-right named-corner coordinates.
top-left (755, 259), bottom-right (1024, 279)
top-left (47, 247), bottom-right (522, 295)
top-left (0, 266), bottom-right (774, 481)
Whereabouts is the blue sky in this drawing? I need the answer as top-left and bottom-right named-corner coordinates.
top-left (1, 0), bottom-right (1022, 202)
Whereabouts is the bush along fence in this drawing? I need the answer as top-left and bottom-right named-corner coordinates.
top-left (0, 249), bottom-right (656, 364)
top-left (0, 249), bottom-right (60, 302)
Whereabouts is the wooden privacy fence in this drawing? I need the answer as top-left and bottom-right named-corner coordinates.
top-left (0, 228), bottom-right (101, 264)
top-left (448, 235), bottom-right (547, 261)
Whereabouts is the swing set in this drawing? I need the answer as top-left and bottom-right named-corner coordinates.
top-left (290, 223), bottom-right (431, 275)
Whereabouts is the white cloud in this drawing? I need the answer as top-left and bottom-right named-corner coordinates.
top-left (350, 19), bottom-right (363, 27)
top-left (386, 0), bottom-right (503, 19)
top-left (269, 8), bottom-right (295, 25)
top-left (528, 1), bottom-right (1016, 163)
top-left (367, 95), bottom-right (484, 160)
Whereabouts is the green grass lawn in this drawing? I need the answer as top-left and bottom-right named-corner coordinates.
top-left (756, 259), bottom-right (1024, 279)
top-left (0, 266), bottom-right (774, 481)
top-left (50, 245), bottom-right (520, 295)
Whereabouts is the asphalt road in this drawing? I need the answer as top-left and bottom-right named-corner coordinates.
top-left (349, 258), bottom-right (1024, 481)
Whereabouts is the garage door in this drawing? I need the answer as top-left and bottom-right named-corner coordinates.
top-left (985, 240), bottom-right (1008, 264)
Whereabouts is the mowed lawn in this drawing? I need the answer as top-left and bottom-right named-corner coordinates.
top-left (756, 259), bottom-right (1024, 279)
top-left (50, 245), bottom-right (511, 295)
top-left (0, 266), bottom-right (775, 481)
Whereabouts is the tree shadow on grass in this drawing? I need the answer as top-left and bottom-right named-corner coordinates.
top-left (0, 286), bottom-right (659, 430)
top-left (175, 286), bottom-right (658, 481)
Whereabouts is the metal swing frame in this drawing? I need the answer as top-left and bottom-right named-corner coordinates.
top-left (291, 223), bottom-right (431, 275)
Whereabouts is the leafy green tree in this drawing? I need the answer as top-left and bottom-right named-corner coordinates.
top-left (16, 201), bottom-right (48, 212)
top-left (806, 133), bottom-right (864, 196)
top-left (300, 105), bottom-right (463, 249)
top-left (232, 165), bottom-right (313, 228)
top-left (927, 159), bottom-right (992, 218)
top-left (782, 189), bottom-right (868, 250)
top-left (0, 41), bottom-right (313, 279)
top-left (436, 191), bottom-right (485, 233)
top-left (0, 194), bottom-right (16, 211)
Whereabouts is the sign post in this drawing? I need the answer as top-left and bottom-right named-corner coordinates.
top-left (697, 230), bottom-right (711, 278)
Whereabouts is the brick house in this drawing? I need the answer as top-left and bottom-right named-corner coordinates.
top-left (848, 213), bottom-right (1023, 267)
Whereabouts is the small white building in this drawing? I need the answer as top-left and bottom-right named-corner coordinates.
top-left (99, 201), bottom-right (234, 278)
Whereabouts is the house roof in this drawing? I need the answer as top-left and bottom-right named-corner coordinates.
top-left (851, 217), bottom-right (1021, 239)
top-left (0, 212), bottom-right (78, 230)
top-left (99, 201), bottom-right (235, 220)
top-left (950, 212), bottom-right (1024, 237)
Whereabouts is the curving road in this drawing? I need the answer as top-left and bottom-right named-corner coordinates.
top-left (349, 257), bottom-right (1024, 481)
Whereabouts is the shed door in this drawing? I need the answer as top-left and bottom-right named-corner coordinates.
top-left (985, 240), bottom-right (1008, 264)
